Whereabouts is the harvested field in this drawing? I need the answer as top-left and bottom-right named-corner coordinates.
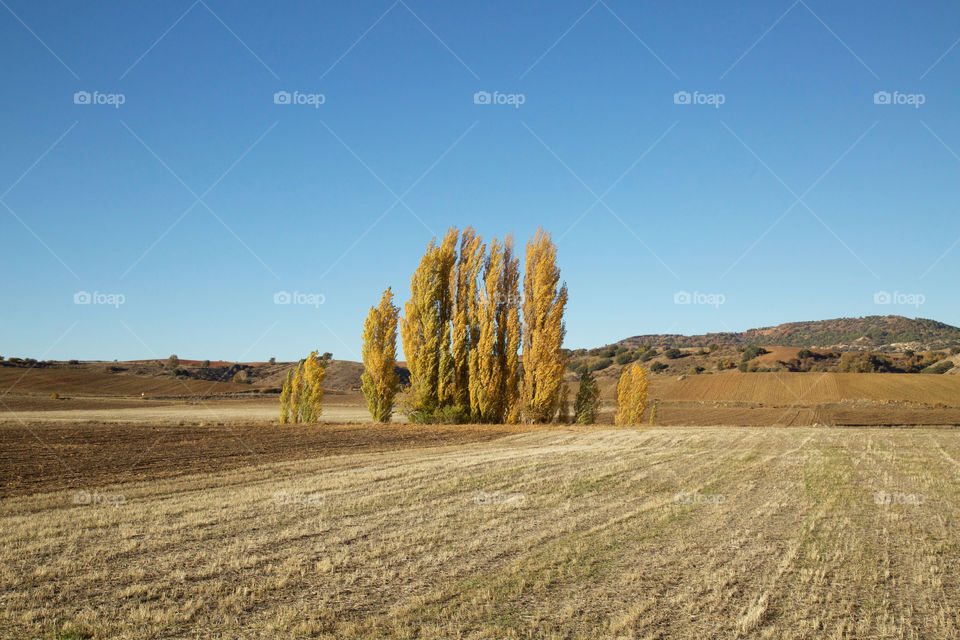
top-left (0, 421), bottom-right (537, 498)
top-left (2, 427), bottom-right (959, 639)
top-left (650, 372), bottom-right (960, 406)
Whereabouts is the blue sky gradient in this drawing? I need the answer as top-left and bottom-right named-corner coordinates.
top-left (2, 1), bottom-right (959, 361)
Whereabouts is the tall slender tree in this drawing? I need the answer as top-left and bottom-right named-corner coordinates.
top-left (298, 351), bottom-right (326, 422)
top-left (450, 227), bottom-right (484, 413)
top-left (574, 368), bottom-right (600, 424)
top-left (467, 236), bottom-right (522, 423)
top-left (401, 228), bottom-right (458, 421)
top-left (361, 287), bottom-right (400, 423)
top-left (279, 368), bottom-right (294, 423)
top-left (521, 228), bottom-right (568, 423)
top-left (279, 351), bottom-right (326, 423)
top-left (615, 363), bottom-right (649, 426)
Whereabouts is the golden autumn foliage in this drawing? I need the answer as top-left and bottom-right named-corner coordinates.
top-left (279, 350), bottom-right (326, 424)
top-left (615, 363), bottom-right (649, 426)
top-left (451, 228), bottom-right (484, 411)
top-left (468, 236), bottom-right (522, 423)
top-left (398, 225), bottom-right (565, 424)
top-left (278, 368), bottom-right (294, 423)
top-left (400, 229), bottom-right (458, 421)
top-left (361, 287), bottom-right (400, 423)
top-left (521, 228), bottom-right (568, 423)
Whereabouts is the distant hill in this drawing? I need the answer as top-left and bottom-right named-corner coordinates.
top-left (615, 316), bottom-right (960, 352)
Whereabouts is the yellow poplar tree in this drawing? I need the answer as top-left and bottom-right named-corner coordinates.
top-left (435, 229), bottom-right (458, 408)
top-left (615, 363), bottom-right (649, 426)
top-left (287, 360), bottom-right (305, 422)
top-left (279, 368), bottom-right (294, 423)
top-left (279, 352), bottom-right (325, 424)
top-left (401, 228), bottom-right (458, 420)
top-left (361, 287), bottom-right (400, 423)
top-left (503, 238), bottom-right (522, 423)
top-left (468, 236), bottom-right (521, 423)
top-left (299, 351), bottom-right (326, 422)
top-left (521, 228), bottom-right (568, 423)
top-left (450, 227), bottom-right (484, 412)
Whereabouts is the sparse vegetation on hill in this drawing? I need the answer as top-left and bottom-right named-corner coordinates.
top-left (616, 316), bottom-right (960, 352)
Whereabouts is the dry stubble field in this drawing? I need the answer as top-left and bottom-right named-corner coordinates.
top-left (2, 425), bottom-right (960, 639)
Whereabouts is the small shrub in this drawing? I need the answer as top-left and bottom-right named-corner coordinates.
top-left (664, 348), bottom-right (682, 359)
top-left (589, 358), bottom-right (613, 372)
top-left (166, 354), bottom-right (179, 369)
top-left (650, 361), bottom-right (668, 373)
top-left (49, 392), bottom-right (60, 400)
top-left (408, 404), bottom-right (471, 424)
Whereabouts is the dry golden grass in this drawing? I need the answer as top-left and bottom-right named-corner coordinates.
top-left (2, 426), bottom-right (960, 639)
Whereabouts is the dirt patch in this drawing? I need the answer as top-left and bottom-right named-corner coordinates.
top-left (0, 421), bottom-right (544, 498)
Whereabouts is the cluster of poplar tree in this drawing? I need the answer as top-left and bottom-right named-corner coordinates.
top-left (280, 226), bottom-right (652, 426)
top-left (360, 226), bottom-right (568, 424)
top-left (279, 350), bottom-right (326, 423)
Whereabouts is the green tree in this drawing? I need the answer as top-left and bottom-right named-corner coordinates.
top-left (574, 369), bottom-right (601, 424)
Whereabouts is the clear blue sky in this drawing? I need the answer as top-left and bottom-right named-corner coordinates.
top-left (2, 1), bottom-right (959, 362)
